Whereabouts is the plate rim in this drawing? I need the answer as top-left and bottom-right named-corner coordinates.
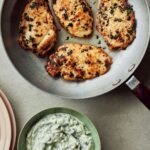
top-left (0, 90), bottom-right (17, 150)
top-left (0, 95), bottom-right (12, 150)
top-left (0, 98), bottom-right (6, 150)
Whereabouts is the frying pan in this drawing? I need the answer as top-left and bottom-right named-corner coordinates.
top-left (0, 0), bottom-right (150, 108)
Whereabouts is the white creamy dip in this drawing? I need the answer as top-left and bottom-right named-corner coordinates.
top-left (26, 113), bottom-right (93, 150)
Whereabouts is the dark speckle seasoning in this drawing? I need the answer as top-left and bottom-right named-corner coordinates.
top-left (67, 50), bottom-right (73, 56)
top-left (81, 2), bottom-right (88, 12)
top-left (68, 23), bottom-right (73, 27)
top-left (19, 26), bottom-right (26, 33)
top-left (96, 35), bottom-right (99, 39)
top-left (81, 49), bottom-right (88, 53)
top-left (127, 29), bottom-right (133, 34)
top-left (114, 3), bottom-right (117, 7)
top-left (110, 32), bottom-right (119, 39)
top-left (61, 47), bottom-right (67, 51)
top-left (110, 7), bottom-right (114, 14)
top-left (32, 43), bottom-right (37, 49)
top-left (96, 72), bottom-right (100, 77)
top-left (30, 2), bottom-right (39, 9)
top-left (127, 5), bottom-right (133, 14)
top-left (114, 18), bottom-right (122, 22)
top-left (69, 72), bottom-right (74, 78)
top-left (127, 16), bottom-right (131, 20)
top-left (35, 34), bottom-right (43, 37)
top-left (29, 24), bottom-right (33, 31)
top-left (89, 46), bottom-right (93, 50)
top-left (105, 59), bottom-right (110, 68)
top-left (24, 13), bottom-right (33, 21)
top-left (36, 21), bottom-right (41, 26)
top-left (63, 13), bottom-right (68, 20)
top-left (29, 36), bottom-right (35, 42)
top-left (98, 40), bottom-right (101, 45)
top-left (66, 36), bottom-right (70, 40)
top-left (52, 0), bottom-right (57, 4)
top-left (97, 60), bottom-right (102, 63)
top-left (71, 62), bottom-right (76, 67)
top-left (85, 60), bottom-right (91, 64)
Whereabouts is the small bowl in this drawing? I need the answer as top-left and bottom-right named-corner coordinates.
top-left (17, 107), bottom-right (101, 150)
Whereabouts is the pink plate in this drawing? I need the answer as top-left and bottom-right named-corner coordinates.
top-left (0, 98), bottom-right (6, 150)
top-left (0, 90), bottom-right (17, 150)
top-left (0, 95), bottom-right (12, 150)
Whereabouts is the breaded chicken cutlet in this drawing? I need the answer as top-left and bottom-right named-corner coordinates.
top-left (53, 0), bottom-right (93, 37)
top-left (46, 43), bottom-right (112, 81)
top-left (96, 0), bottom-right (136, 50)
top-left (18, 0), bottom-right (57, 57)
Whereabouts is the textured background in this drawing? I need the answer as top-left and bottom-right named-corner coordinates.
top-left (0, 1), bottom-right (150, 150)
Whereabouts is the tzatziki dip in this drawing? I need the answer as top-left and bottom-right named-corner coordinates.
top-left (26, 113), bottom-right (93, 150)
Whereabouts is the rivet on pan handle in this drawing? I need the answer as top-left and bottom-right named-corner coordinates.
top-left (126, 76), bottom-right (150, 110)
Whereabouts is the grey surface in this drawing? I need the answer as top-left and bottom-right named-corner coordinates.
top-left (0, 1), bottom-right (150, 150)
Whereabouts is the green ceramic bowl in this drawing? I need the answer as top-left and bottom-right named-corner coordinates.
top-left (17, 107), bottom-right (101, 150)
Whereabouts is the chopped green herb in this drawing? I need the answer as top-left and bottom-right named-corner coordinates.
top-left (66, 36), bottom-right (70, 40)
top-left (29, 36), bottom-right (35, 42)
top-left (19, 26), bottom-right (26, 33)
top-left (81, 49), bottom-right (88, 53)
top-left (114, 18), bottom-right (122, 22)
top-left (69, 72), bottom-right (74, 77)
top-left (30, 2), bottom-right (39, 9)
top-left (67, 50), bottom-right (73, 56)
top-left (96, 35), bottom-right (99, 39)
top-left (32, 44), bottom-right (37, 48)
top-left (127, 6), bottom-right (133, 14)
top-left (93, 0), bottom-right (96, 5)
top-left (28, 24), bottom-right (33, 31)
top-left (63, 13), bottom-right (68, 20)
top-left (98, 40), bottom-right (101, 44)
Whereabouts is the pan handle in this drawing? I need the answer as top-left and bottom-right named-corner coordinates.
top-left (126, 76), bottom-right (150, 110)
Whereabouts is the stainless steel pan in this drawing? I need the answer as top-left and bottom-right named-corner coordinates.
top-left (0, 0), bottom-right (150, 108)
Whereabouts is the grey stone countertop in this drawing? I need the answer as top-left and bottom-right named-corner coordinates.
top-left (0, 1), bottom-right (150, 150)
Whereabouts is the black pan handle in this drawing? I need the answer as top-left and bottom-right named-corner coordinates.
top-left (126, 76), bottom-right (150, 110)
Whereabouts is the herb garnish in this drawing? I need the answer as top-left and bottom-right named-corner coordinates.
top-left (30, 2), bottom-right (39, 9)
top-left (29, 24), bottom-right (33, 31)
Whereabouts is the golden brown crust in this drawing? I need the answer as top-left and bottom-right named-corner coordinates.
top-left (18, 0), bottom-right (57, 57)
top-left (46, 43), bottom-right (112, 81)
top-left (53, 0), bottom-right (93, 37)
top-left (96, 0), bottom-right (136, 50)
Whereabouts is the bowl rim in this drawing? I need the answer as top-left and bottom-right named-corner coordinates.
top-left (17, 107), bottom-right (101, 150)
